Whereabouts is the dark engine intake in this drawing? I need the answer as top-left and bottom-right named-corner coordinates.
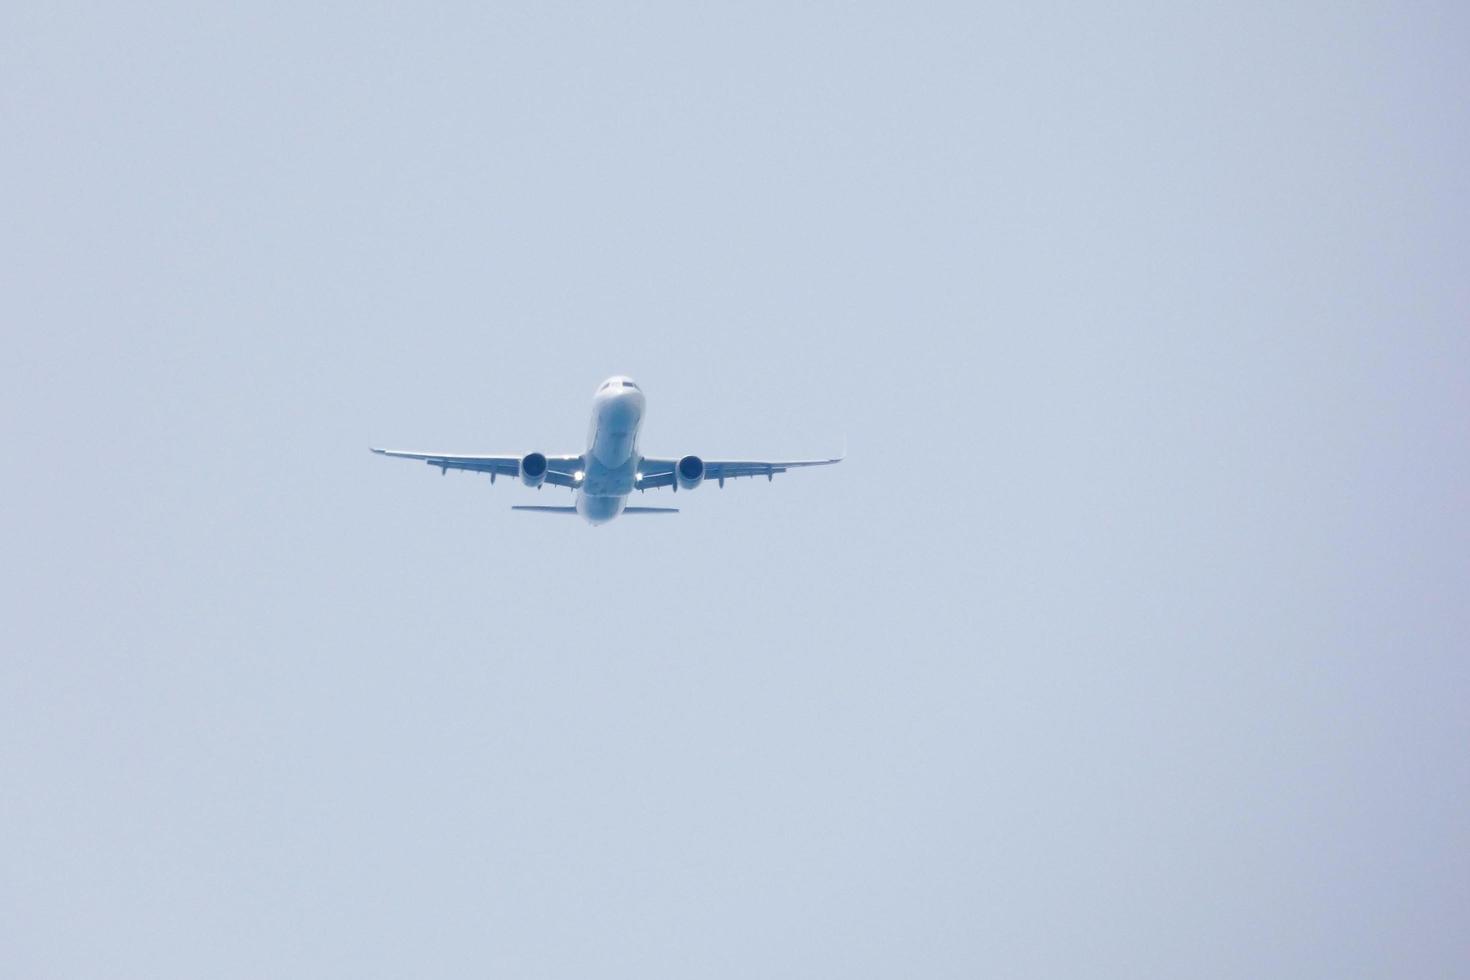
top-left (520, 452), bottom-right (548, 488)
top-left (676, 454), bottom-right (705, 491)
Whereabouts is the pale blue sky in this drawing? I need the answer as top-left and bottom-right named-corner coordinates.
top-left (3, 2), bottom-right (1468, 977)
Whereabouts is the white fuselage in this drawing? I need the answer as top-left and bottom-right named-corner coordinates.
top-left (576, 379), bottom-right (646, 525)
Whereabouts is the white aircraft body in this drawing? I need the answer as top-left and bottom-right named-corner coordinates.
top-left (372, 377), bottom-right (842, 525)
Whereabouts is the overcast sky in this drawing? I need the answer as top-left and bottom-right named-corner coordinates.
top-left (3, 2), bottom-right (1467, 977)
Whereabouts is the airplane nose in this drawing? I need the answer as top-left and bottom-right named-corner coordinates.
top-left (605, 390), bottom-right (643, 424)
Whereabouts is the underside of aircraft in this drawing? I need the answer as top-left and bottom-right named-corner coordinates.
top-left (372, 376), bottom-right (842, 525)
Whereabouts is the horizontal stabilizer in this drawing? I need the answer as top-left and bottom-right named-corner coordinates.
top-left (510, 505), bottom-right (678, 515)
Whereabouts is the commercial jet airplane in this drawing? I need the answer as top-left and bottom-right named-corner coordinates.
top-left (372, 376), bottom-right (842, 525)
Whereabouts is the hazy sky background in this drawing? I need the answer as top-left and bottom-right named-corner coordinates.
top-left (3, 2), bottom-right (1467, 977)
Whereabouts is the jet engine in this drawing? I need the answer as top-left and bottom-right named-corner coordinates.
top-left (520, 452), bottom-right (548, 488)
top-left (676, 454), bottom-right (705, 491)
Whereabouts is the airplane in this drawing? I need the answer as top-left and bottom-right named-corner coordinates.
top-left (371, 376), bottom-right (843, 525)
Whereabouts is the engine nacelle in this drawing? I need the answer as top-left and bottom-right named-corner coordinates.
top-left (520, 452), bottom-right (548, 488)
top-left (676, 454), bottom-right (705, 491)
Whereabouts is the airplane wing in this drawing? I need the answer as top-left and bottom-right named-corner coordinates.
top-left (635, 454), bottom-right (843, 490)
top-left (371, 448), bottom-right (583, 488)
